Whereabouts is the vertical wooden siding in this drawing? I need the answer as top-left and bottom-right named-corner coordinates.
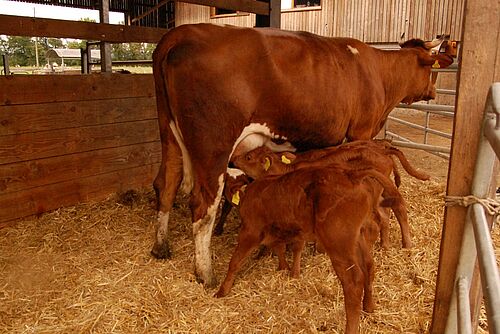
top-left (175, 0), bottom-right (464, 42)
top-left (0, 74), bottom-right (160, 223)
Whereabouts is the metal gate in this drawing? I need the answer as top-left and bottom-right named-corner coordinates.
top-left (443, 83), bottom-right (500, 334)
top-left (383, 64), bottom-right (458, 159)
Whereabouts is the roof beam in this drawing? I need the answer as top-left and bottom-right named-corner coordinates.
top-left (0, 14), bottom-right (167, 43)
top-left (177, 0), bottom-right (269, 15)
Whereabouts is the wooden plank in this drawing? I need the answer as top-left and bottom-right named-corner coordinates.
top-left (0, 14), bottom-right (167, 43)
top-left (0, 119), bottom-right (160, 164)
top-left (0, 74), bottom-right (155, 106)
top-left (430, 0), bottom-right (500, 333)
top-left (0, 142), bottom-right (161, 194)
top-left (179, 0), bottom-right (269, 15)
top-left (0, 97), bottom-right (157, 136)
top-left (0, 164), bottom-right (159, 223)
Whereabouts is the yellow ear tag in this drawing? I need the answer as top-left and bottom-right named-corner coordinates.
top-left (281, 155), bottom-right (291, 164)
top-left (432, 59), bottom-right (440, 69)
top-left (231, 191), bottom-right (240, 205)
top-left (264, 157), bottom-right (271, 171)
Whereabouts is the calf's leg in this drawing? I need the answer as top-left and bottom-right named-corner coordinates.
top-left (216, 229), bottom-right (261, 297)
top-left (290, 240), bottom-right (306, 279)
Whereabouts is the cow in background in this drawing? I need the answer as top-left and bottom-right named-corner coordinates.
top-left (151, 23), bottom-right (454, 286)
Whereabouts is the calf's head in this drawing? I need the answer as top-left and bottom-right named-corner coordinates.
top-left (233, 146), bottom-right (296, 179)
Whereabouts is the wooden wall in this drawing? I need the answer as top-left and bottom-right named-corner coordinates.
top-left (0, 74), bottom-right (160, 223)
top-left (175, 0), bottom-right (465, 42)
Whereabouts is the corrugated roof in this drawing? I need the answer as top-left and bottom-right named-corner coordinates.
top-left (8, 0), bottom-right (174, 28)
top-left (46, 48), bottom-right (100, 60)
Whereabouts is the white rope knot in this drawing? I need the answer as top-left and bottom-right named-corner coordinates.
top-left (445, 195), bottom-right (500, 218)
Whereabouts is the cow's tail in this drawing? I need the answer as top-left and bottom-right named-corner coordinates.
top-left (153, 33), bottom-right (194, 194)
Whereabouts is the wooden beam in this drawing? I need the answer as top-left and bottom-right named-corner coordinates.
top-left (0, 14), bottom-right (167, 43)
top-left (177, 0), bottom-right (269, 15)
top-left (99, 0), bottom-right (112, 72)
top-left (255, 0), bottom-right (281, 28)
top-left (430, 0), bottom-right (500, 333)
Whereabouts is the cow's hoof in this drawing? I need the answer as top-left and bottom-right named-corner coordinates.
top-left (150, 243), bottom-right (171, 259)
top-left (195, 272), bottom-right (218, 289)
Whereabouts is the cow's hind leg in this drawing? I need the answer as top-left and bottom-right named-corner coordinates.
top-left (191, 174), bottom-right (225, 288)
top-left (151, 129), bottom-right (183, 259)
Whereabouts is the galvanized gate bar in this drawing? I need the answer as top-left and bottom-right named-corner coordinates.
top-left (437, 88), bottom-right (457, 95)
top-left (456, 276), bottom-right (473, 334)
top-left (397, 103), bottom-right (456, 113)
top-left (387, 115), bottom-right (453, 138)
top-left (471, 203), bottom-right (500, 334)
top-left (387, 138), bottom-right (451, 153)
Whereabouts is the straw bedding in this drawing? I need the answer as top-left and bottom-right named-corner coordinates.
top-left (1, 176), bottom-right (498, 333)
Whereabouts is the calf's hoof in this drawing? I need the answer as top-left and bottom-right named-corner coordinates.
top-left (150, 242), bottom-right (172, 259)
top-left (402, 239), bottom-right (413, 249)
top-left (214, 288), bottom-right (227, 298)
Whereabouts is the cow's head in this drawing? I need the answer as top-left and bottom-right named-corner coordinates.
top-left (399, 37), bottom-right (455, 104)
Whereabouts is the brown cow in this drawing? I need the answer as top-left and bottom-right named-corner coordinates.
top-left (215, 167), bottom-right (403, 334)
top-left (232, 140), bottom-right (429, 248)
top-left (151, 23), bottom-right (453, 286)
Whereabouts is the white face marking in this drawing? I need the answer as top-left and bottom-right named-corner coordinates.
top-left (169, 120), bottom-right (193, 194)
top-left (226, 168), bottom-right (245, 179)
top-left (347, 45), bottom-right (359, 55)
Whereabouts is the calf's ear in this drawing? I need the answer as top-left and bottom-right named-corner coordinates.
top-left (262, 156), bottom-right (272, 171)
top-left (281, 152), bottom-right (296, 163)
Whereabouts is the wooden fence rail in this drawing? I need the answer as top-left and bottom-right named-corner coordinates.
top-left (0, 74), bottom-right (161, 223)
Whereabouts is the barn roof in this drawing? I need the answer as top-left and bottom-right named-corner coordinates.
top-left (7, 0), bottom-right (174, 28)
top-left (46, 48), bottom-right (100, 60)
top-left (8, 0), bottom-right (140, 13)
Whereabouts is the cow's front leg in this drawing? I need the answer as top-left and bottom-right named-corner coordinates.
top-left (192, 174), bottom-right (225, 288)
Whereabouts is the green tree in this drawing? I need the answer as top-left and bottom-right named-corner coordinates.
top-left (4, 36), bottom-right (36, 66)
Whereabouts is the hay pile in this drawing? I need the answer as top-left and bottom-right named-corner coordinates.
top-left (0, 177), bottom-right (497, 333)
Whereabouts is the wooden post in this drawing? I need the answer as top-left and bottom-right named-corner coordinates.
top-left (2, 54), bottom-right (9, 75)
top-left (430, 0), bottom-right (500, 333)
top-left (255, 0), bottom-right (281, 28)
top-left (100, 0), bottom-right (112, 72)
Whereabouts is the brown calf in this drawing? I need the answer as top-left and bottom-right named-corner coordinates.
top-left (216, 166), bottom-right (404, 333)
top-left (233, 140), bottom-right (428, 248)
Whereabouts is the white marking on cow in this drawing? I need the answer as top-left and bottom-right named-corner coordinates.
top-left (230, 123), bottom-right (296, 160)
top-left (347, 45), bottom-right (359, 55)
top-left (192, 173), bottom-right (225, 285)
top-left (226, 168), bottom-right (245, 179)
top-left (169, 120), bottom-right (193, 194)
top-left (156, 211), bottom-right (170, 245)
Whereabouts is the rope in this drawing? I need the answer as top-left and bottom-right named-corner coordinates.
top-left (445, 195), bottom-right (500, 219)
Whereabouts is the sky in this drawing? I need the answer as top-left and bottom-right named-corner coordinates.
top-left (0, 0), bottom-right (124, 24)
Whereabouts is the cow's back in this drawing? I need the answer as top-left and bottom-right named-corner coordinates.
top-left (155, 24), bottom-right (388, 151)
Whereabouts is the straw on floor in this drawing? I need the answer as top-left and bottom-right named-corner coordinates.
top-left (0, 177), bottom-right (497, 333)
